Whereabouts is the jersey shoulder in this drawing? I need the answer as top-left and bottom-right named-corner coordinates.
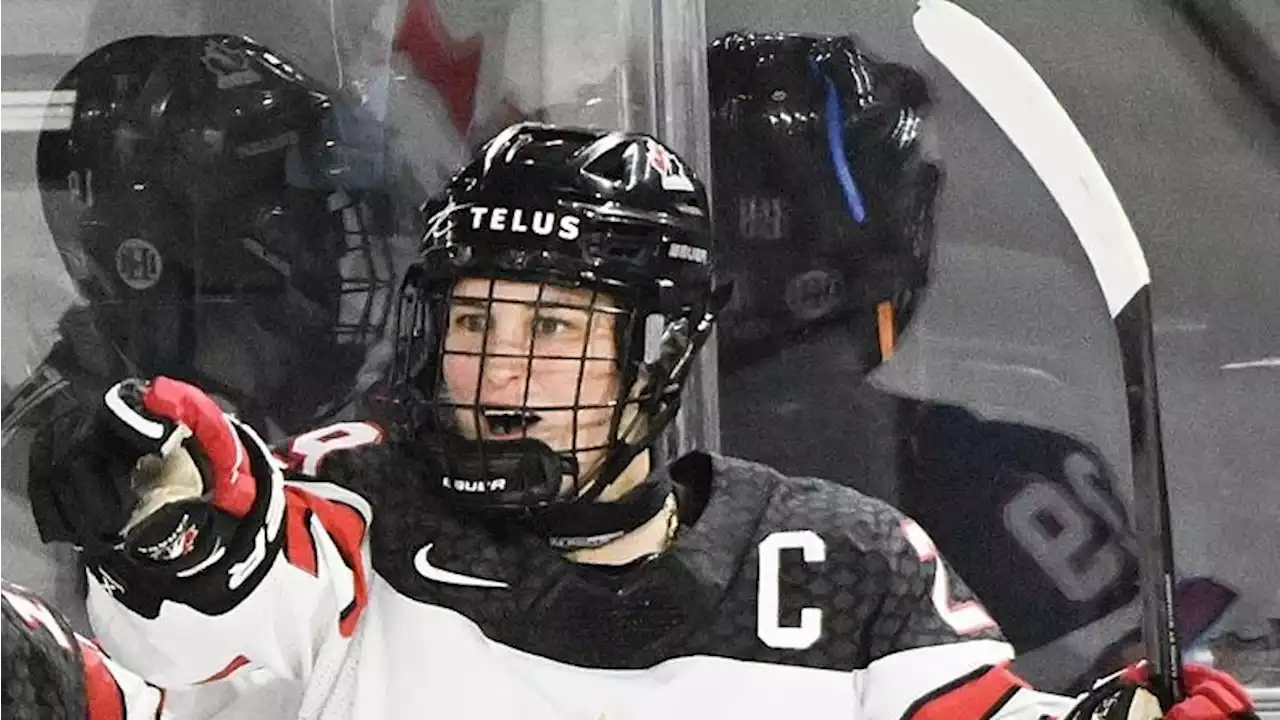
top-left (708, 452), bottom-right (911, 556)
top-left (689, 455), bottom-right (1002, 671)
top-left (746, 459), bottom-right (949, 619)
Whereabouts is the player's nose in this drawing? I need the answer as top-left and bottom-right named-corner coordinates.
top-left (477, 321), bottom-right (535, 399)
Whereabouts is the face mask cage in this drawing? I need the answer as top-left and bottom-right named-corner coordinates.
top-left (211, 187), bottom-right (395, 423)
top-left (66, 186), bottom-right (396, 432)
top-left (390, 257), bottom-right (716, 510)
top-left (395, 269), bottom-right (658, 500)
top-left (326, 189), bottom-right (396, 349)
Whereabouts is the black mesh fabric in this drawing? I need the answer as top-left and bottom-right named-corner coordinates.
top-left (2, 582), bottom-right (86, 720)
top-left (324, 437), bottom-right (1005, 672)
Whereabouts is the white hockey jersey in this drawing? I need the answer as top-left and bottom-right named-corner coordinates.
top-left (81, 418), bottom-right (1081, 719)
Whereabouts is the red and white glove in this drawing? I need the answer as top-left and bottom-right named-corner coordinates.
top-left (28, 376), bottom-right (260, 564)
top-left (1128, 663), bottom-right (1256, 720)
top-left (1067, 662), bottom-right (1256, 720)
top-left (114, 376), bottom-right (260, 562)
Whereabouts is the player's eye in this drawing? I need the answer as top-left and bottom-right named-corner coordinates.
top-left (532, 315), bottom-right (572, 337)
top-left (453, 313), bottom-right (488, 333)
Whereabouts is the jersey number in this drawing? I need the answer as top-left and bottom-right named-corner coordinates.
top-left (1001, 452), bottom-right (1131, 603)
top-left (284, 422), bottom-right (383, 476)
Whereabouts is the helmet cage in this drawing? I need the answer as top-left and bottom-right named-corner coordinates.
top-left (326, 189), bottom-right (396, 350)
top-left (389, 201), bottom-right (719, 510)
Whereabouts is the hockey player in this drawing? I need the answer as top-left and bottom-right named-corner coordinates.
top-left (2, 32), bottom-right (402, 645)
top-left (7, 33), bottom-right (398, 446)
top-left (26, 123), bottom-right (1256, 719)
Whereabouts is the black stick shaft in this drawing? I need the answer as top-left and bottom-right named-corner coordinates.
top-left (1115, 286), bottom-right (1183, 706)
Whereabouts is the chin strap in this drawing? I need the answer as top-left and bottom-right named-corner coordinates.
top-left (415, 433), bottom-right (674, 550)
top-left (415, 435), bottom-right (573, 508)
top-left (527, 474), bottom-right (674, 550)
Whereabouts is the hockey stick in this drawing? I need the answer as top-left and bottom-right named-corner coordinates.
top-left (912, 0), bottom-right (1183, 706)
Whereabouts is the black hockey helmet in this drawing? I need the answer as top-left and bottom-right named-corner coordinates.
top-left (708, 32), bottom-right (941, 373)
top-left (388, 122), bottom-right (726, 541)
top-left (34, 34), bottom-right (395, 434)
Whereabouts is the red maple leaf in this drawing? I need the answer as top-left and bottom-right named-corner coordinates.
top-left (649, 143), bottom-right (669, 174)
top-left (393, 0), bottom-right (485, 134)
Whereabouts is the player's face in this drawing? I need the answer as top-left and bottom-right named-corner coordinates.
top-left (440, 278), bottom-right (630, 479)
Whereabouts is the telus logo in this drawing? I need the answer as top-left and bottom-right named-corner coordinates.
top-left (468, 206), bottom-right (581, 241)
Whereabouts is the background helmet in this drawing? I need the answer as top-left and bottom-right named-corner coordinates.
top-left (34, 34), bottom-right (396, 434)
top-left (708, 31), bottom-right (941, 374)
top-left (388, 123), bottom-right (725, 526)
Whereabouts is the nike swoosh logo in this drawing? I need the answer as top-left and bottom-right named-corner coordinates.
top-left (413, 544), bottom-right (509, 589)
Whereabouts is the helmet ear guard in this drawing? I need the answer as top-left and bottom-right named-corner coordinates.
top-left (635, 281), bottom-right (734, 426)
top-left (578, 278), bottom-right (732, 502)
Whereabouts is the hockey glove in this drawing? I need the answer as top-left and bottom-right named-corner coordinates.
top-left (1065, 661), bottom-right (1257, 720)
top-left (28, 377), bottom-right (258, 565)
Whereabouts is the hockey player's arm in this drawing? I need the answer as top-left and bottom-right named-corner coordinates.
top-left (855, 515), bottom-right (1255, 720)
top-left (3, 579), bottom-right (167, 719)
top-left (32, 377), bottom-right (373, 691)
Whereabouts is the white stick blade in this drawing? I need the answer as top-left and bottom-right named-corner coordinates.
top-left (913, 0), bottom-right (1150, 318)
